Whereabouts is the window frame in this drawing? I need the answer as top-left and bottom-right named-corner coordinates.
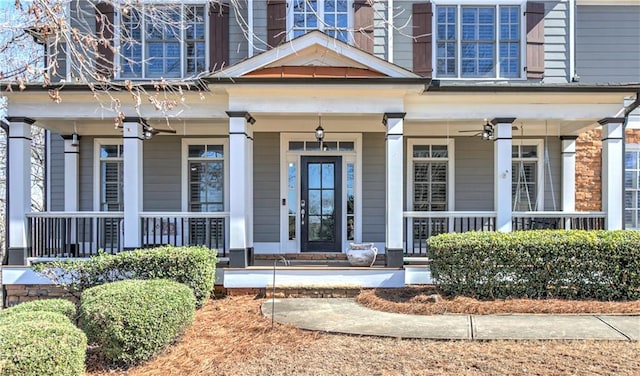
top-left (181, 138), bottom-right (229, 213)
top-left (93, 139), bottom-right (124, 212)
top-left (432, 0), bottom-right (527, 80)
top-left (286, 0), bottom-right (354, 43)
top-left (624, 144), bottom-right (640, 229)
top-left (114, 2), bottom-right (209, 79)
top-left (406, 138), bottom-right (456, 213)
top-left (511, 139), bottom-right (544, 211)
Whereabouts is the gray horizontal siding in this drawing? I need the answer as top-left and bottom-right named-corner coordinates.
top-left (373, 1), bottom-right (389, 60)
top-left (49, 133), bottom-right (65, 211)
top-left (362, 133), bottom-right (386, 243)
top-left (79, 136), bottom-right (95, 211)
top-left (543, 1), bottom-right (569, 84)
top-left (253, 133), bottom-right (280, 243)
top-left (576, 5), bottom-right (640, 83)
top-left (454, 137), bottom-right (494, 211)
top-left (229, 1), bottom-right (249, 65)
top-left (142, 136), bottom-right (181, 211)
top-left (392, 0), bottom-right (416, 71)
top-left (252, 0), bottom-right (269, 54)
top-left (542, 136), bottom-right (562, 211)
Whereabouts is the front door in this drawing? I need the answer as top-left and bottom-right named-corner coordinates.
top-left (300, 156), bottom-right (342, 252)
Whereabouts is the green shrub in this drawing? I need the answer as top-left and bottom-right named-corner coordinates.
top-left (0, 299), bottom-right (76, 321)
top-left (0, 317), bottom-right (86, 376)
top-left (0, 311), bottom-right (72, 326)
top-left (35, 245), bottom-right (216, 307)
top-left (79, 279), bottom-right (196, 366)
top-left (427, 230), bottom-right (640, 301)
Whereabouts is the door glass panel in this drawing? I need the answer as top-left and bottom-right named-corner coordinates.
top-left (308, 216), bottom-right (321, 241)
top-left (308, 190), bottom-right (322, 215)
top-left (322, 163), bottom-right (335, 188)
top-left (322, 190), bottom-right (335, 215)
top-left (346, 163), bottom-right (355, 240)
top-left (308, 163), bottom-right (321, 189)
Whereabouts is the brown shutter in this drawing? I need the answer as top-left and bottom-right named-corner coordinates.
top-left (95, 2), bottom-right (114, 79)
top-left (267, 0), bottom-right (287, 48)
top-left (353, 0), bottom-right (374, 53)
top-left (413, 2), bottom-right (433, 77)
top-left (525, 2), bottom-right (545, 79)
top-left (209, 3), bottom-right (229, 72)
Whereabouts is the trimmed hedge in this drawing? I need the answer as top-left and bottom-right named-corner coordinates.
top-left (0, 311), bottom-right (72, 326)
top-left (79, 279), bottom-right (196, 366)
top-left (427, 230), bottom-right (640, 300)
top-left (0, 316), bottom-right (87, 376)
top-left (0, 299), bottom-right (76, 321)
top-left (35, 245), bottom-right (216, 307)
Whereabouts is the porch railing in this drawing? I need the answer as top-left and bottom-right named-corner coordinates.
top-left (27, 212), bottom-right (124, 258)
top-left (404, 211), bottom-right (497, 256)
top-left (139, 212), bottom-right (228, 257)
top-left (512, 211), bottom-right (606, 231)
top-left (404, 211), bottom-right (607, 256)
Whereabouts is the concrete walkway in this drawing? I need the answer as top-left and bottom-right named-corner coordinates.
top-left (262, 298), bottom-right (640, 341)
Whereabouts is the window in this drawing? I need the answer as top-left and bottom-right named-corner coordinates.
top-left (119, 4), bottom-right (206, 78)
top-left (625, 147), bottom-right (640, 229)
top-left (98, 144), bottom-right (124, 212)
top-left (436, 4), bottom-right (522, 79)
top-left (187, 144), bottom-right (225, 212)
top-left (408, 140), bottom-right (455, 212)
top-left (512, 142), bottom-right (543, 211)
top-left (289, 0), bottom-right (351, 42)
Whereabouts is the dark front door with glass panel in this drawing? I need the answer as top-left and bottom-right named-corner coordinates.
top-left (300, 156), bottom-right (342, 252)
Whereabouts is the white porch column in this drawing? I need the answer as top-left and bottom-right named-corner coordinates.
top-left (122, 118), bottom-right (144, 249)
top-left (600, 117), bottom-right (625, 230)
top-left (227, 111), bottom-right (255, 267)
top-left (493, 118), bottom-right (515, 233)
top-left (62, 135), bottom-right (80, 211)
top-left (383, 112), bottom-right (405, 268)
top-left (6, 117), bottom-right (34, 265)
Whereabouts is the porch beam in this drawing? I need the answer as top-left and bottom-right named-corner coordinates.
top-left (600, 117), bottom-right (625, 230)
top-left (492, 118), bottom-right (515, 232)
top-left (227, 111), bottom-right (256, 268)
top-left (6, 117), bottom-right (34, 265)
top-left (122, 119), bottom-right (144, 249)
top-left (383, 112), bottom-right (405, 268)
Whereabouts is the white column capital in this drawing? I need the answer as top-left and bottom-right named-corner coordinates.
top-left (382, 112), bottom-right (405, 135)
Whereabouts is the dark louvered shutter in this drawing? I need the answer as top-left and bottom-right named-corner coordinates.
top-left (525, 2), bottom-right (545, 79)
top-left (267, 0), bottom-right (287, 48)
top-left (209, 3), bottom-right (229, 72)
top-left (95, 2), bottom-right (114, 79)
top-left (413, 2), bottom-right (433, 77)
top-left (353, 0), bottom-right (374, 53)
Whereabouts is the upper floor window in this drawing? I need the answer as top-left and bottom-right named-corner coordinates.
top-left (119, 4), bottom-right (206, 79)
top-left (436, 4), bottom-right (522, 79)
top-left (289, 0), bottom-right (352, 42)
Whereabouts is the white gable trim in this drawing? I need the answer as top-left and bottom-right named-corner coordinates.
top-left (212, 31), bottom-right (420, 79)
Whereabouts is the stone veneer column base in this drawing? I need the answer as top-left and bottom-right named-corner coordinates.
top-left (385, 248), bottom-right (404, 268)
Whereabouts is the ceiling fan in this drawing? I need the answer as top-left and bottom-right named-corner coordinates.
top-left (458, 120), bottom-right (519, 141)
top-left (116, 119), bottom-right (177, 139)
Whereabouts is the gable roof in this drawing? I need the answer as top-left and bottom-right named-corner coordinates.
top-left (210, 30), bottom-right (420, 79)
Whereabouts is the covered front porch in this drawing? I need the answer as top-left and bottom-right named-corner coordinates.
top-left (4, 32), bottom-right (637, 269)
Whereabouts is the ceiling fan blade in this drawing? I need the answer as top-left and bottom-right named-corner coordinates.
top-left (458, 130), bottom-right (482, 133)
top-left (149, 127), bottom-right (177, 134)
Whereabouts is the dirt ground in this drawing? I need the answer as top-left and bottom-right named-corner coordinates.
top-left (87, 294), bottom-right (640, 376)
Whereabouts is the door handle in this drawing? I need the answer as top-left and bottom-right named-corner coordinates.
top-left (300, 200), bottom-right (306, 225)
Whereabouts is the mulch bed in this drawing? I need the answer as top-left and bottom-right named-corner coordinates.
top-left (356, 286), bottom-right (640, 315)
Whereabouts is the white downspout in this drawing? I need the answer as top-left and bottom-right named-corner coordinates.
top-left (387, 0), bottom-right (393, 63)
top-left (248, 0), bottom-right (254, 58)
top-left (569, 0), bottom-right (576, 82)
